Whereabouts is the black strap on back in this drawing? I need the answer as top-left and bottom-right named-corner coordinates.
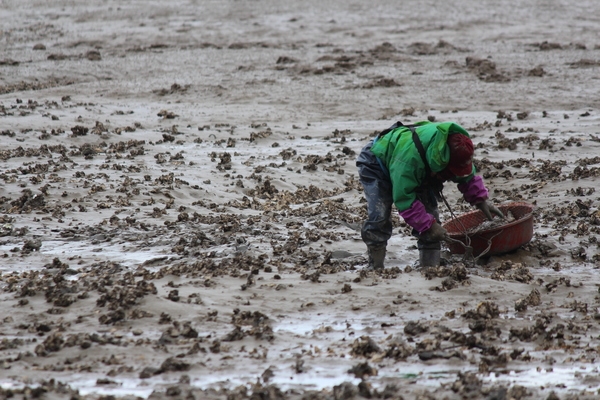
top-left (377, 120), bottom-right (441, 199)
top-left (375, 123), bottom-right (399, 140)
top-left (409, 125), bottom-right (443, 200)
top-left (409, 127), bottom-right (431, 177)
top-left (377, 121), bottom-right (432, 175)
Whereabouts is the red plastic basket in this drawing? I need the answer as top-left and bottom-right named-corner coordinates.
top-left (442, 202), bottom-right (535, 257)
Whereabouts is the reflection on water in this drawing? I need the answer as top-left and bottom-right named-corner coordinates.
top-left (0, 240), bottom-right (170, 273)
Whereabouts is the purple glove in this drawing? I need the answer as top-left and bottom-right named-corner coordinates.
top-left (399, 200), bottom-right (435, 234)
top-left (457, 175), bottom-right (488, 205)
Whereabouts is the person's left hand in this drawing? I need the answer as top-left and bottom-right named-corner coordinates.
top-left (476, 200), bottom-right (504, 220)
top-left (421, 221), bottom-right (447, 242)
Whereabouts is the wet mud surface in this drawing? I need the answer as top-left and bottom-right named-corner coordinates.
top-left (1, 1), bottom-right (600, 399)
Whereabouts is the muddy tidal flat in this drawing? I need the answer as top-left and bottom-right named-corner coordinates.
top-left (1, 1), bottom-right (600, 399)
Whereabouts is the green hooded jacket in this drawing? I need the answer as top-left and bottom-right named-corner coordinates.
top-left (370, 121), bottom-right (475, 212)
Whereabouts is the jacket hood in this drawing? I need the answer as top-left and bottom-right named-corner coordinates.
top-left (416, 121), bottom-right (470, 172)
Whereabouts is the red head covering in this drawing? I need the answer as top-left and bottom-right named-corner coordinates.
top-left (447, 133), bottom-right (474, 177)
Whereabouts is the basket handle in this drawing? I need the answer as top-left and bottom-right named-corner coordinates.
top-left (444, 229), bottom-right (504, 265)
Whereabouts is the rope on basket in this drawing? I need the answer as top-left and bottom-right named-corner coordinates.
top-left (439, 192), bottom-right (502, 265)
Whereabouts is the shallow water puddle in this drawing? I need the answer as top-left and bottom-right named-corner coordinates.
top-left (486, 366), bottom-right (595, 391)
top-left (0, 240), bottom-right (171, 272)
top-left (1, 357), bottom-right (594, 398)
top-left (273, 314), bottom-right (368, 336)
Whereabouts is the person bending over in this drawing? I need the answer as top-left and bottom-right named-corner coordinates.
top-left (356, 120), bottom-right (503, 269)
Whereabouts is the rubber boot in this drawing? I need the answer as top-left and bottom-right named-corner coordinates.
top-left (419, 249), bottom-right (441, 268)
top-left (368, 245), bottom-right (386, 270)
